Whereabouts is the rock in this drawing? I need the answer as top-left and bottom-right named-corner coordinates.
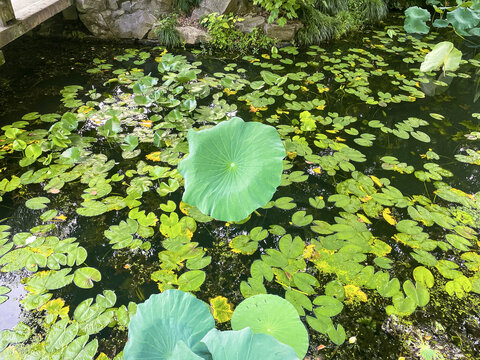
top-left (79, 12), bottom-right (110, 37)
top-left (235, 15), bottom-right (265, 33)
top-left (62, 6), bottom-right (79, 21)
top-left (120, 1), bottom-right (132, 12)
top-left (76, 0), bottom-right (174, 38)
top-left (177, 26), bottom-right (209, 44)
top-left (264, 21), bottom-right (303, 42)
top-left (191, 0), bottom-right (249, 20)
top-left (76, 0), bottom-right (108, 13)
top-left (112, 10), bottom-right (156, 38)
top-left (107, 0), bottom-right (118, 10)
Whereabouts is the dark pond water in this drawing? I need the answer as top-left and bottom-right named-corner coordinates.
top-left (0, 21), bottom-right (479, 360)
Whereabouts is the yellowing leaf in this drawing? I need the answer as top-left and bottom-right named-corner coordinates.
top-left (223, 88), bottom-right (237, 96)
top-left (146, 151), bottom-right (162, 162)
top-left (356, 213), bottom-right (372, 224)
top-left (383, 208), bottom-right (397, 225)
top-left (303, 244), bottom-right (316, 260)
top-left (140, 120), bottom-right (152, 128)
top-left (370, 175), bottom-right (383, 187)
top-left (210, 296), bottom-right (234, 323)
top-left (179, 201), bottom-right (189, 215)
top-left (344, 284), bottom-right (368, 303)
top-left (287, 151), bottom-right (297, 160)
top-left (55, 214), bottom-right (67, 221)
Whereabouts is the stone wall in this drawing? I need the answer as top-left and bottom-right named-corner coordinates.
top-left (75, 0), bottom-right (172, 38)
top-left (75, 0), bottom-right (301, 43)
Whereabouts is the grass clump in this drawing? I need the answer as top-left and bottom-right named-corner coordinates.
top-left (154, 14), bottom-right (182, 48)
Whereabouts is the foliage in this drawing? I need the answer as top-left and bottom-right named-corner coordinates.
top-left (200, 13), bottom-right (276, 52)
top-left (154, 14), bottom-right (182, 48)
top-left (403, 0), bottom-right (480, 36)
top-left (253, 0), bottom-right (314, 25)
top-left (297, 0), bottom-right (386, 45)
top-left (178, 117), bottom-right (285, 221)
top-left (0, 24), bottom-right (479, 360)
top-left (175, 0), bottom-right (201, 13)
top-left (124, 290), bottom-right (303, 359)
top-left (420, 41), bottom-right (462, 73)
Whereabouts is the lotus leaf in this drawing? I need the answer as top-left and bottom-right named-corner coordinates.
top-left (420, 42), bottom-right (462, 73)
top-left (201, 328), bottom-right (299, 360)
top-left (123, 289), bottom-right (214, 360)
top-left (404, 7), bottom-right (431, 34)
top-left (178, 117), bottom-right (285, 221)
top-left (231, 294), bottom-right (309, 358)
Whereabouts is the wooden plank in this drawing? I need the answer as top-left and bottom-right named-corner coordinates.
top-left (0, 0), bottom-right (16, 27)
top-left (0, 0), bottom-right (73, 48)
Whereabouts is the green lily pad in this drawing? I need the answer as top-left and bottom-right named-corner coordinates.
top-left (0, 285), bottom-right (11, 304)
top-left (124, 289), bottom-right (214, 360)
top-left (73, 267), bottom-right (102, 289)
top-left (178, 117), bottom-right (285, 221)
top-left (201, 328), bottom-right (299, 360)
top-left (25, 197), bottom-right (50, 210)
top-left (231, 294), bottom-right (309, 359)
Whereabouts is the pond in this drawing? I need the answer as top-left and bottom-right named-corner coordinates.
top-left (0, 21), bottom-right (479, 360)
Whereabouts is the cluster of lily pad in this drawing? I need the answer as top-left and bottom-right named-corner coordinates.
top-left (0, 24), bottom-right (479, 359)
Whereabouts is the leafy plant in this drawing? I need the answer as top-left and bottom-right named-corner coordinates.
top-left (403, 0), bottom-right (480, 36)
top-left (175, 0), bottom-right (201, 13)
top-left (124, 290), bottom-right (306, 359)
top-left (420, 41), bottom-right (462, 73)
top-left (200, 13), bottom-right (276, 52)
top-left (177, 117), bottom-right (286, 221)
top-left (253, 0), bottom-right (314, 25)
top-left (154, 14), bottom-right (182, 48)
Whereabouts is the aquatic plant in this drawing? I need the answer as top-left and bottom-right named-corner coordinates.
top-left (403, 0), bottom-right (480, 36)
top-left (177, 117), bottom-right (286, 222)
top-left (124, 290), bottom-right (305, 359)
top-left (420, 41), bottom-right (462, 73)
top-left (0, 25), bottom-right (479, 360)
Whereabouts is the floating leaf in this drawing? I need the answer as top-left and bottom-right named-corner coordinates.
top-left (231, 294), bottom-right (309, 358)
top-left (178, 117), bottom-right (285, 221)
top-left (25, 197), bottom-right (50, 210)
top-left (210, 296), bottom-right (234, 323)
top-left (73, 267), bottom-right (102, 289)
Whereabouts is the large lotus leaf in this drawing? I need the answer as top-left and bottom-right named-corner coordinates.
top-left (201, 328), bottom-right (299, 360)
top-left (230, 294), bottom-right (309, 358)
top-left (404, 7), bottom-right (431, 34)
top-left (420, 41), bottom-right (462, 73)
top-left (177, 117), bottom-right (285, 222)
top-left (123, 289), bottom-right (215, 360)
top-left (447, 7), bottom-right (480, 34)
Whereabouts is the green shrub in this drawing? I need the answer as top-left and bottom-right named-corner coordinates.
top-left (200, 13), bottom-right (276, 52)
top-left (253, 0), bottom-right (314, 25)
top-left (175, 0), bottom-right (201, 13)
top-left (154, 14), bottom-right (182, 48)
